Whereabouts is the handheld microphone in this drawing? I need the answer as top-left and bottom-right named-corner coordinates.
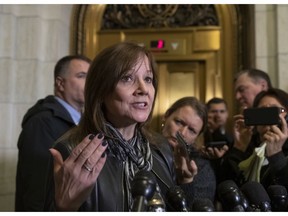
top-left (147, 184), bottom-right (166, 212)
top-left (166, 185), bottom-right (189, 211)
top-left (267, 184), bottom-right (288, 211)
top-left (217, 180), bottom-right (246, 211)
top-left (191, 198), bottom-right (215, 212)
top-left (241, 181), bottom-right (271, 212)
top-left (131, 170), bottom-right (156, 212)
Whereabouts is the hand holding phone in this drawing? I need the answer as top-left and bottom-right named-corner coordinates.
top-left (176, 132), bottom-right (190, 161)
top-left (205, 141), bottom-right (227, 149)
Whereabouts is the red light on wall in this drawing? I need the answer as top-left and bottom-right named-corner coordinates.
top-left (157, 40), bottom-right (164, 49)
top-left (150, 40), bottom-right (165, 49)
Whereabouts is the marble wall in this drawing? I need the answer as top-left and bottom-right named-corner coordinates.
top-left (1, 4), bottom-right (288, 212)
top-left (276, 5), bottom-right (288, 91)
top-left (0, 4), bottom-right (73, 211)
top-left (255, 4), bottom-right (288, 91)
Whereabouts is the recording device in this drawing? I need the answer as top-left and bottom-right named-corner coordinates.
top-left (243, 107), bottom-right (284, 126)
top-left (217, 180), bottom-right (248, 211)
top-left (166, 185), bottom-right (189, 211)
top-left (267, 184), bottom-right (288, 211)
top-left (191, 198), bottom-right (215, 212)
top-left (131, 170), bottom-right (157, 212)
top-left (241, 181), bottom-right (271, 212)
top-left (147, 185), bottom-right (166, 212)
top-left (205, 141), bottom-right (227, 149)
top-left (176, 131), bottom-right (190, 161)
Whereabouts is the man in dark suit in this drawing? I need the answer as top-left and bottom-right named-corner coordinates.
top-left (15, 55), bottom-right (91, 211)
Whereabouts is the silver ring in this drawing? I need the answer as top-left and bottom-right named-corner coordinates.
top-left (83, 163), bottom-right (93, 172)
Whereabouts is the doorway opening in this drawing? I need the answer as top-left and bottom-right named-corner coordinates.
top-left (70, 4), bottom-right (255, 131)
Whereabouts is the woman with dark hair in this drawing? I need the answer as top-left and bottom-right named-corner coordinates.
top-left (44, 42), bottom-right (197, 211)
top-left (221, 88), bottom-right (288, 190)
top-left (251, 88), bottom-right (288, 188)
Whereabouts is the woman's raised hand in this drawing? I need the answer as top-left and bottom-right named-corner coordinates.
top-left (49, 133), bottom-right (108, 211)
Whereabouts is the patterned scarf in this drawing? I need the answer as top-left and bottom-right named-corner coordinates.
top-left (105, 122), bottom-right (153, 210)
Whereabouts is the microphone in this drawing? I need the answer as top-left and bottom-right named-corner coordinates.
top-left (217, 180), bottom-right (247, 211)
top-left (241, 181), bottom-right (271, 211)
top-left (146, 184), bottom-right (166, 212)
top-left (166, 185), bottom-right (189, 211)
top-left (267, 185), bottom-right (288, 211)
top-left (191, 198), bottom-right (215, 212)
top-left (131, 170), bottom-right (157, 212)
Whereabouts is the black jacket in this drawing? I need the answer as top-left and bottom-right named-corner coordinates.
top-left (15, 95), bottom-right (76, 211)
top-left (44, 137), bottom-right (193, 211)
top-left (219, 133), bottom-right (288, 190)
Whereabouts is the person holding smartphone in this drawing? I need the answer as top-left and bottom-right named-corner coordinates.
top-left (234, 68), bottom-right (272, 110)
top-left (205, 97), bottom-right (233, 146)
top-left (220, 88), bottom-right (288, 190)
top-left (160, 96), bottom-right (217, 208)
top-left (201, 97), bottom-right (233, 186)
top-left (203, 98), bottom-right (233, 155)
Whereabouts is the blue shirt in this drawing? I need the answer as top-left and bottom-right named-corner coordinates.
top-left (55, 96), bottom-right (81, 125)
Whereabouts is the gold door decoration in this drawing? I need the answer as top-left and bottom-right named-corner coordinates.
top-left (71, 4), bottom-right (239, 132)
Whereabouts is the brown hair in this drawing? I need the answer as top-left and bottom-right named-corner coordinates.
top-left (59, 42), bottom-right (158, 147)
top-left (164, 96), bottom-right (207, 134)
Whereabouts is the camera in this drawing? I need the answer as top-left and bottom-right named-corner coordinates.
top-left (243, 107), bottom-right (285, 126)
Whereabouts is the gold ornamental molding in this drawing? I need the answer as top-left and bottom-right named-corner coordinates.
top-left (70, 4), bottom-right (254, 130)
top-left (101, 5), bottom-right (218, 29)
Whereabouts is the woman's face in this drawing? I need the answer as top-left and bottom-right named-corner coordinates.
top-left (162, 105), bottom-right (203, 149)
top-left (256, 95), bottom-right (286, 141)
top-left (104, 55), bottom-right (155, 128)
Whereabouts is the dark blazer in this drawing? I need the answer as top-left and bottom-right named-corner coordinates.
top-left (15, 95), bottom-right (76, 211)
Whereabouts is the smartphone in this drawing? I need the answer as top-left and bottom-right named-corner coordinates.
top-left (205, 141), bottom-right (227, 149)
top-left (243, 107), bottom-right (283, 126)
top-left (176, 132), bottom-right (190, 161)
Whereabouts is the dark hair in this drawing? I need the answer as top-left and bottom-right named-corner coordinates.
top-left (234, 68), bottom-right (272, 89)
top-left (164, 96), bottom-right (207, 134)
top-left (54, 55), bottom-right (92, 81)
top-left (206, 97), bottom-right (228, 110)
top-left (62, 42), bottom-right (158, 146)
top-left (253, 88), bottom-right (288, 110)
